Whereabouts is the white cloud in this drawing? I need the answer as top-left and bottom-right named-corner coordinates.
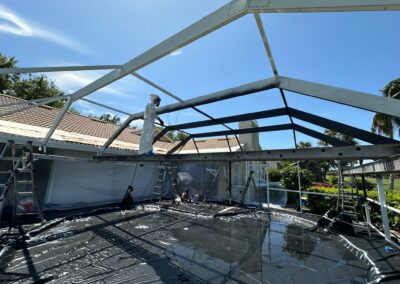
top-left (49, 71), bottom-right (126, 97)
top-left (0, 4), bottom-right (91, 54)
top-left (170, 49), bottom-right (182, 56)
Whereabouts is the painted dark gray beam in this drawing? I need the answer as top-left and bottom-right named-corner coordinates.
top-left (343, 155), bottom-right (400, 175)
top-left (153, 108), bottom-right (287, 143)
top-left (293, 124), bottom-right (350, 147)
top-left (154, 105), bottom-right (394, 145)
top-left (95, 144), bottom-right (400, 163)
top-left (190, 124), bottom-right (292, 138)
top-left (279, 77), bottom-right (400, 117)
top-left (101, 77), bottom-right (278, 151)
top-left (288, 108), bottom-right (398, 145)
top-left (167, 136), bottom-right (192, 155)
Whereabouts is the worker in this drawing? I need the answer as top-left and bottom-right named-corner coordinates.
top-left (120, 185), bottom-right (134, 210)
top-left (138, 94), bottom-right (164, 155)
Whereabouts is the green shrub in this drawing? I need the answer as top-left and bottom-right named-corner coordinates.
top-left (330, 176), bottom-right (338, 185)
top-left (281, 166), bottom-right (313, 204)
top-left (268, 168), bottom-right (282, 182)
top-left (306, 186), bottom-right (338, 214)
top-left (305, 186), bottom-right (400, 232)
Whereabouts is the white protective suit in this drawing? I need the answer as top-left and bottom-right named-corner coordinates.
top-left (138, 97), bottom-right (161, 154)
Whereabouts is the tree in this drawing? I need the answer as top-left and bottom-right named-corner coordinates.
top-left (371, 77), bottom-right (400, 190)
top-left (175, 131), bottom-right (189, 141)
top-left (0, 53), bottom-right (19, 94)
top-left (12, 74), bottom-right (65, 108)
top-left (0, 52), bottom-right (66, 108)
top-left (90, 113), bottom-right (121, 125)
top-left (166, 130), bottom-right (188, 141)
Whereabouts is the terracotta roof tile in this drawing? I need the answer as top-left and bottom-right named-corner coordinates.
top-left (0, 94), bottom-right (241, 152)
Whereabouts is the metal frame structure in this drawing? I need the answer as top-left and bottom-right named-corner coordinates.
top-left (1, 0), bottom-right (400, 150)
top-left (1, 0), bottom-right (400, 244)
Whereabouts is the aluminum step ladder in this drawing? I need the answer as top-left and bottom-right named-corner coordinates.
top-left (0, 141), bottom-right (44, 226)
top-left (152, 162), bottom-right (180, 202)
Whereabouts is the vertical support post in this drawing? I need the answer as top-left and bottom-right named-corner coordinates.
top-left (365, 201), bottom-right (371, 226)
top-left (296, 161), bottom-right (302, 213)
top-left (337, 161), bottom-right (343, 211)
top-left (266, 161), bottom-right (270, 208)
top-left (228, 161), bottom-right (232, 205)
top-left (377, 175), bottom-right (391, 241)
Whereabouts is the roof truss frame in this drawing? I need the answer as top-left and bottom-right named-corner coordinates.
top-left (0, 0), bottom-right (399, 152)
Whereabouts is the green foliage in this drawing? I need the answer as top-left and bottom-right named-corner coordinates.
top-left (281, 166), bottom-right (313, 203)
top-left (175, 131), bottom-right (189, 141)
top-left (89, 113), bottom-right (122, 125)
top-left (330, 176), bottom-right (338, 185)
top-left (307, 186), bottom-right (338, 214)
top-left (0, 52), bottom-right (65, 108)
top-left (371, 77), bottom-right (400, 138)
top-left (0, 53), bottom-right (19, 93)
top-left (281, 166), bottom-right (313, 191)
top-left (166, 130), bottom-right (188, 141)
top-left (12, 74), bottom-right (64, 108)
top-left (268, 168), bottom-right (281, 182)
top-left (306, 186), bottom-right (400, 231)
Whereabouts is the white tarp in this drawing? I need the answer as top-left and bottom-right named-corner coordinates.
top-left (44, 160), bottom-right (159, 209)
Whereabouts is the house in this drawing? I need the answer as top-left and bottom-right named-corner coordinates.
top-left (0, 94), bottom-right (243, 155)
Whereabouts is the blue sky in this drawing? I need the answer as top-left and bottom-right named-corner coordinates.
top-left (1, 0), bottom-right (399, 149)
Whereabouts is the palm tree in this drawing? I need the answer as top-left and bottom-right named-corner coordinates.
top-left (371, 78), bottom-right (400, 190)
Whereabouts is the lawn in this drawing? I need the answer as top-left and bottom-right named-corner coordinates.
top-left (326, 175), bottom-right (400, 192)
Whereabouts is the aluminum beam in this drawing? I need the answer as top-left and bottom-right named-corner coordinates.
top-left (249, 0), bottom-right (400, 13)
top-left (0, 65), bottom-right (122, 75)
top-left (191, 124), bottom-right (292, 138)
top-left (101, 77), bottom-right (278, 151)
top-left (153, 106), bottom-right (394, 146)
top-left (293, 125), bottom-right (350, 147)
top-left (167, 136), bottom-right (192, 155)
top-left (288, 108), bottom-right (398, 145)
top-left (19, 0), bottom-right (400, 146)
top-left (95, 144), bottom-right (400, 163)
top-left (343, 155), bottom-right (400, 175)
top-left (280, 77), bottom-right (400, 117)
top-left (153, 108), bottom-right (287, 142)
top-left (132, 72), bottom-right (238, 139)
top-left (80, 98), bottom-right (131, 116)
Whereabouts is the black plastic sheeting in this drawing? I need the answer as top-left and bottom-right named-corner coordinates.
top-left (0, 205), bottom-right (399, 283)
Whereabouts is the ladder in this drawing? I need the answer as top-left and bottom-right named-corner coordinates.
top-left (338, 179), bottom-right (359, 220)
top-left (0, 140), bottom-right (44, 226)
top-left (152, 162), bottom-right (180, 202)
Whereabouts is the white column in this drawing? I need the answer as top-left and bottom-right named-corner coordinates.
top-left (297, 161), bottom-right (302, 212)
top-left (377, 175), bottom-right (391, 241)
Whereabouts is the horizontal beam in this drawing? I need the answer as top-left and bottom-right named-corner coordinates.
top-left (288, 108), bottom-right (398, 145)
top-left (0, 65), bottom-right (122, 75)
top-left (191, 124), bottom-right (292, 138)
top-left (153, 108), bottom-right (287, 143)
top-left (293, 125), bottom-right (350, 147)
top-left (343, 155), bottom-right (400, 175)
top-left (80, 98), bottom-right (131, 116)
top-left (250, 0), bottom-right (400, 13)
top-left (101, 77), bottom-right (278, 151)
top-left (280, 77), bottom-right (400, 118)
top-left (95, 144), bottom-right (400, 163)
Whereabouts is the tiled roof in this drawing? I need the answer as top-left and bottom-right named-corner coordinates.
top-left (0, 94), bottom-right (241, 152)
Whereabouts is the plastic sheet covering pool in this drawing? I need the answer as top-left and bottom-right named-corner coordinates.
top-left (0, 206), bottom-right (378, 283)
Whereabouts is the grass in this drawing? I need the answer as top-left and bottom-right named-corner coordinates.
top-left (326, 175), bottom-right (400, 191)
